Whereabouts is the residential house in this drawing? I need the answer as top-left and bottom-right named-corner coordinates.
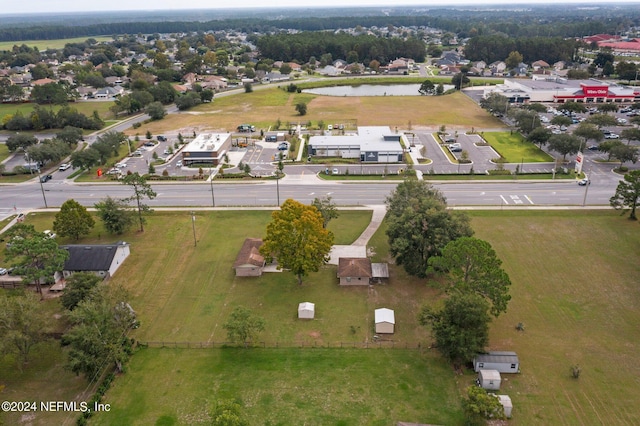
top-left (531, 60), bottom-right (550, 71)
top-left (489, 61), bottom-right (507, 76)
top-left (337, 256), bottom-right (389, 285)
top-left (233, 238), bottom-right (265, 277)
top-left (56, 242), bottom-right (131, 282)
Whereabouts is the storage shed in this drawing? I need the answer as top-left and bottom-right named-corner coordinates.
top-left (375, 308), bottom-right (395, 334)
top-left (298, 302), bottom-right (315, 319)
top-left (474, 351), bottom-right (519, 373)
top-left (496, 394), bottom-right (513, 418)
top-left (478, 369), bottom-right (501, 390)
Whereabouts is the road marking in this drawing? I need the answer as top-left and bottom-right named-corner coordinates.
top-left (524, 195), bottom-right (534, 204)
top-left (500, 195), bottom-right (509, 204)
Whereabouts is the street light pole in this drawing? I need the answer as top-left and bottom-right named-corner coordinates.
top-left (210, 177), bottom-right (215, 207)
top-left (36, 169), bottom-right (48, 208)
top-left (582, 166), bottom-right (592, 207)
top-left (276, 173), bottom-right (280, 206)
top-left (191, 211), bottom-right (197, 247)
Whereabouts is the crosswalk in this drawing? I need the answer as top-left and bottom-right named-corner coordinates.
top-left (499, 194), bottom-right (534, 205)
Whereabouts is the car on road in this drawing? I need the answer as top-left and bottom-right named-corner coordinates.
top-left (59, 163), bottom-right (71, 171)
top-left (587, 145), bottom-right (599, 151)
top-left (176, 160), bottom-right (182, 167)
top-left (0, 268), bottom-right (7, 275)
top-left (605, 133), bottom-right (620, 139)
top-left (578, 178), bottom-right (590, 186)
top-left (40, 174), bottom-right (52, 183)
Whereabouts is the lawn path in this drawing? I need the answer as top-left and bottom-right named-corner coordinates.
top-left (352, 205), bottom-right (386, 246)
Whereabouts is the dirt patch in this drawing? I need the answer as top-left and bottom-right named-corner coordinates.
top-left (309, 331), bottom-right (321, 339)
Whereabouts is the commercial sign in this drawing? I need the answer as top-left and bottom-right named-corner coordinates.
top-left (575, 151), bottom-right (584, 174)
top-left (582, 86), bottom-right (609, 96)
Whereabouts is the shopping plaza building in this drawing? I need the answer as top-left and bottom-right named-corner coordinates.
top-left (484, 76), bottom-right (640, 104)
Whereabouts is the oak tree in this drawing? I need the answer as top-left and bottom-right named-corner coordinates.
top-left (122, 172), bottom-right (156, 232)
top-left (610, 169), bottom-right (640, 220)
top-left (223, 306), bottom-right (265, 348)
top-left (260, 198), bottom-right (334, 285)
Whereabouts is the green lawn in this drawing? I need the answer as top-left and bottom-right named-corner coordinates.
top-left (469, 210), bottom-right (640, 425)
top-left (93, 348), bottom-right (462, 426)
top-left (482, 131), bottom-right (553, 163)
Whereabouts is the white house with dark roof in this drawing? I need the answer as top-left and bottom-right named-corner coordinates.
top-left (56, 242), bottom-right (130, 281)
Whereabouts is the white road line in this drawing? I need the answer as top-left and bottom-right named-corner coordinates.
top-left (524, 195), bottom-right (534, 204)
top-left (499, 195), bottom-right (509, 205)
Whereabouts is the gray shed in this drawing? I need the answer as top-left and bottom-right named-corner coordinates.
top-left (474, 351), bottom-right (519, 373)
top-left (478, 369), bottom-right (501, 390)
top-left (496, 394), bottom-right (513, 418)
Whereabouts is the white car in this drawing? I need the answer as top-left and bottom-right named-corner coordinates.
top-left (176, 160), bottom-right (183, 167)
top-left (43, 230), bottom-right (56, 239)
top-left (0, 268), bottom-right (7, 275)
top-left (59, 163), bottom-right (71, 171)
top-left (115, 162), bottom-right (127, 168)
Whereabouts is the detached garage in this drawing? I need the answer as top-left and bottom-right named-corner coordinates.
top-left (375, 308), bottom-right (395, 334)
top-left (298, 302), bottom-right (315, 319)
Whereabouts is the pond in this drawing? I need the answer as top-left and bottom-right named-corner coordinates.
top-left (302, 83), bottom-right (454, 97)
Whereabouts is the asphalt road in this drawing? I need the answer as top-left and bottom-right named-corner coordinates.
top-left (0, 178), bottom-right (610, 220)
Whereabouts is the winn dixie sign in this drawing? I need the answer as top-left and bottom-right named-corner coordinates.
top-left (583, 86), bottom-right (609, 96)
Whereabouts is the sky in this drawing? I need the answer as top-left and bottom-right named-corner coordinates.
top-left (5, 0), bottom-right (640, 15)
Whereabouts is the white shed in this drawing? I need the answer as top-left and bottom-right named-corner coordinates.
top-left (298, 302), bottom-right (315, 319)
top-left (496, 394), bottom-right (513, 418)
top-left (478, 369), bottom-right (501, 390)
top-left (375, 308), bottom-right (395, 334)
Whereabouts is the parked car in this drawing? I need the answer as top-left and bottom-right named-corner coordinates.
top-left (332, 168), bottom-right (339, 174)
top-left (115, 162), bottom-right (127, 168)
top-left (163, 149), bottom-right (172, 155)
top-left (449, 143), bottom-right (462, 152)
top-left (144, 141), bottom-right (156, 147)
top-left (578, 178), bottom-right (590, 186)
top-left (0, 268), bottom-right (7, 275)
top-left (176, 160), bottom-right (183, 167)
top-left (605, 133), bottom-right (620, 139)
top-left (16, 213), bottom-right (25, 222)
top-left (277, 143), bottom-right (288, 151)
top-left (587, 145), bottom-right (599, 151)
top-left (265, 135), bottom-right (277, 142)
top-left (157, 135), bottom-right (167, 141)
top-left (40, 174), bottom-right (52, 183)
top-left (237, 124), bottom-right (255, 132)
top-left (59, 163), bottom-right (71, 171)
top-left (43, 230), bottom-right (56, 239)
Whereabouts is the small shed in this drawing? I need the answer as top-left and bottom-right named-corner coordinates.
top-left (375, 308), bottom-right (395, 334)
top-left (478, 369), bottom-right (501, 390)
top-left (474, 351), bottom-right (519, 373)
top-left (496, 394), bottom-right (513, 418)
top-left (233, 238), bottom-right (265, 277)
top-left (298, 302), bottom-right (315, 319)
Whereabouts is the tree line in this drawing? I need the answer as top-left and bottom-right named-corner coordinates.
top-left (255, 32), bottom-right (426, 64)
top-left (0, 6), bottom-right (625, 43)
top-left (464, 34), bottom-right (579, 65)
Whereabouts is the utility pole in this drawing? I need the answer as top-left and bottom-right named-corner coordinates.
top-left (582, 166), bottom-right (592, 207)
top-left (191, 211), bottom-right (197, 247)
top-left (209, 175), bottom-right (215, 207)
top-left (36, 169), bottom-right (48, 208)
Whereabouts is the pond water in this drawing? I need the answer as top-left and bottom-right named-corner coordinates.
top-left (302, 83), bottom-right (454, 97)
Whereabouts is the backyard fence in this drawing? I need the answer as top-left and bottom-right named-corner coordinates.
top-left (137, 340), bottom-right (426, 350)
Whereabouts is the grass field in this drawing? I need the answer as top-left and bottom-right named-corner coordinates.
top-left (0, 36), bottom-right (113, 51)
top-left (2, 210), bottom-right (639, 425)
top-left (483, 132), bottom-right (553, 163)
top-left (127, 88), bottom-right (505, 137)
